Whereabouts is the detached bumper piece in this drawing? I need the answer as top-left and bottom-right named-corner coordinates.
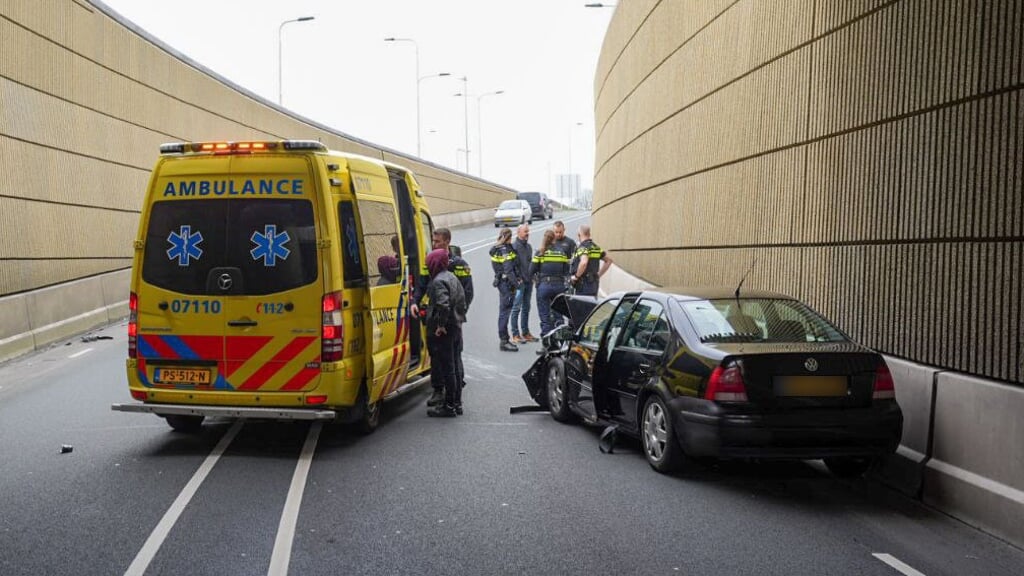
top-left (111, 403), bottom-right (336, 421)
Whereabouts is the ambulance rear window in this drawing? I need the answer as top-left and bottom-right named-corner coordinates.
top-left (142, 199), bottom-right (318, 295)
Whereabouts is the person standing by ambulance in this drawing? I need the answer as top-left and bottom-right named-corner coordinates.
top-left (425, 227), bottom-right (473, 407)
top-left (424, 249), bottom-right (467, 417)
top-left (489, 227), bottom-right (520, 352)
top-left (509, 224), bottom-right (536, 344)
top-left (531, 229), bottom-right (572, 335)
top-left (571, 224), bottom-right (613, 297)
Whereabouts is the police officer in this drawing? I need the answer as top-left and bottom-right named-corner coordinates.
top-left (421, 227), bottom-right (474, 408)
top-left (571, 224), bottom-right (613, 297)
top-left (551, 220), bottom-right (577, 278)
top-left (489, 227), bottom-right (520, 351)
top-left (531, 229), bottom-right (572, 335)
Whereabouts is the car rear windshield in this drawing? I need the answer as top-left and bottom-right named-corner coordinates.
top-left (498, 200), bottom-right (522, 209)
top-left (517, 192), bottom-right (541, 204)
top-left (142, 199), bottom-right (318, 295)
top-left (680, 298), bottom-right (848, 343)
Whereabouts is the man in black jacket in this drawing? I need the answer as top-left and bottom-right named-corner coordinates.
top-left (424, 249), bottom-right (468, 417)
top-left (509, 224), bottom-right (536, 343)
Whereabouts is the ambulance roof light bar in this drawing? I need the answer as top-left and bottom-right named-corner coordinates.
top-left (159, 140), bottom-right (326, 155)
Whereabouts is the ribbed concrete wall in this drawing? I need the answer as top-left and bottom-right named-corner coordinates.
top-left (594, 0), bottom-right (1023, 386)
top-left (0, 0), bottom-right (515, 299)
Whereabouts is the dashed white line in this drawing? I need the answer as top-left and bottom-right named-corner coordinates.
top-left (123, 420), bottom-right (243, 576)
top-left (68, 347), bottom-right (93, 359)
top-left (872, 553), bottom-right (927, 576)
top-left (267, 420), bottom-right (323, 576)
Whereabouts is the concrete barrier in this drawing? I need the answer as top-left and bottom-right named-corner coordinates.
top-left (0, 269), bottom-right (130, 364)
top-left (434, 208), bottom-right (498, 230)
top-left (874, 357), bottom-right (938, 497)
top-left (925, 373), bottom-right (1024, 548)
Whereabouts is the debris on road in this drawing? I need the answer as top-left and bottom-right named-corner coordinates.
top-left (81, 335), bottom-right (113, 342)
top-left (60, 444), bottom-right (73, 454)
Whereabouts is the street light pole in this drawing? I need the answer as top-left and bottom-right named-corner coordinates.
top-left (416, 72), bottom-right (451, 156)
top-left (455, 77), bottom-right (470, 173)
top-left (278, 16), bottom-right (315, 106)
top-left (384, 37), bottom-right (422, 155)
top-left (476, 90), bottom-right (504, 177)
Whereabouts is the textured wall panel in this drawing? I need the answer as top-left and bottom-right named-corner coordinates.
top-left (0, 1), bottom-right (515, 296)
top-left (594, 0), bottom-right (1023, 385)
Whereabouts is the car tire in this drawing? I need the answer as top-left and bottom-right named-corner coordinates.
top-left (165, 414), bottom-right (204, 433)
top-left (546, 358), bottom-right (575, 423)
top-left (351, 386), bottom-right (381, 435)
top-left (641, 395), bottom-right (684, 473)
top-left (824, 456), bottom-right (876, 478)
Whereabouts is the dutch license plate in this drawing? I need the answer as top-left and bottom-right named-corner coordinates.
top-left (154, 367), bottom-right (212, 385)
top-left (773, 375), bottom-right (847, 397)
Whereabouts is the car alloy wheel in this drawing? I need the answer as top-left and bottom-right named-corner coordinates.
top-left (641, 395), bottom-right (683, 472)
top-left (546, 359), bottom-right (574, 423)
top-left (643, 401), bottom-right (668, 462)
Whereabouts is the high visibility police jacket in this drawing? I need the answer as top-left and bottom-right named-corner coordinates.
top-left (489, 243), bottom-right (518, 285)
top-left (573, 239), bottom-right (605, 282)
top-left (449, 252), bottom-right (474, 308)
top-left (530, 245), bottom-right (571, 282)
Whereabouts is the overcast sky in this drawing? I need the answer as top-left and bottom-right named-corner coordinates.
top-left (98, 0), bottom-right (614, 196)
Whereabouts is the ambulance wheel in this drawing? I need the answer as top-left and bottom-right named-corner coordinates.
top-left (165, 415), bottom-right (204, 433)
top-left (351, 387), bottom-right (381, 435)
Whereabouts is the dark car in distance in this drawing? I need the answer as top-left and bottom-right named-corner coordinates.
top-left (517, 191), bottom-right (553, 220)
top-left (522, 288), bottom-right (903, 477)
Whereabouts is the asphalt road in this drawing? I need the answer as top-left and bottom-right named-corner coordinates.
top-left (2, 213), bottom-right (1023, 576)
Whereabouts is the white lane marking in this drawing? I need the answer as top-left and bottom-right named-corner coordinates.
top-left (872, 553), bottom-right (927, 576)
top-left (267, 420), bottom-right (323, 576)
top-left (68, 348), bottom-right (93, 359)
top-left (123, 421), bottom-right (243, 576)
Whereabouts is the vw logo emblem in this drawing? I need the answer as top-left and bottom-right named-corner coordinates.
top-left (218, 274), bottom-right (233, 291)
top-left (804, 357), bottom-right (819, 372)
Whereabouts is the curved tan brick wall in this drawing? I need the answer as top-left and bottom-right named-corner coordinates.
top-left (594, 0), bottom-right (1023, 385)
top-left (0, 0), bottom-right (515, 298)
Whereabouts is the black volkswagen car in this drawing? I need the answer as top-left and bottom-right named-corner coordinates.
top-left (522, 288), bottom-right (903, 477)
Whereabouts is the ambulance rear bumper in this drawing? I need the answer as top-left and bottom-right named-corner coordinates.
top-left (111, 403), bottom-right (336, 421)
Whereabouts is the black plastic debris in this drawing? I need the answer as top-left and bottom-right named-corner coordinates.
top-left (598, 425), bottom-right (618, 454)
top-left (60, 445), bottom-right (73, 454)
top-left (81, 335), bottom-right (113, 342)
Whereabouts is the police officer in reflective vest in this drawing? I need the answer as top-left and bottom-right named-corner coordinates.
top-left (571, 224), bottom-right (613, 297)
top-left (489, 227), bottom-right (520, 352)
top-left (531, 229), bottom-right (572, 335)
top-left (421, 227), bottom-right (474, 408)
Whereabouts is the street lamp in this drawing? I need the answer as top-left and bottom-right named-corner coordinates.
top-left (278, 16), bottom-right (315, 105)
top-left (475, 90), bottom-right (504, 177)
top-left (454, 76), bottom-right (470, 173)
top-left (416, 72), bottom-right (451, 157)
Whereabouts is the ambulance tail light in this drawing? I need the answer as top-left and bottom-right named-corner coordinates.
top-left (322, 292), bottom-right (344, 362)
top-left (128, 292), bottom-right (138, 358)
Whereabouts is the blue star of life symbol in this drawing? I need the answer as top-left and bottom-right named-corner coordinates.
top-left (166, 225), bottom-right (204, 266)
top-left (250, 224), bottom-right (291, 267)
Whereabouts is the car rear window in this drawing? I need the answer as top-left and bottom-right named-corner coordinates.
top-left (681, 298), bottom-right (847, 343)
top-left (499, 200), bottom-right (522, 209)
top-left (517, 192), bottom-right (541, 205)
top-left (142, 199), bottom-right (318, 295)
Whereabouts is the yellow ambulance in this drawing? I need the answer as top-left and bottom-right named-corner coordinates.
top-left (112, 140), bottom-right (435, 434)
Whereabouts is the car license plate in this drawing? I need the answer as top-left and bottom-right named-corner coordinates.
top-left (153, 367), bottom-right (212, 385)
top-left (773, 375), bottom-right (847, 397)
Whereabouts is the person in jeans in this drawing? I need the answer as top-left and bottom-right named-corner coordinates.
top-left (488, 227), bottom-right (520, 352)
top-left (509, 224), bottom-right (536, 344)
top-left (424, 249), bottom-right (468, 417)
top-left (531, 229), bottom-right (571, 336)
